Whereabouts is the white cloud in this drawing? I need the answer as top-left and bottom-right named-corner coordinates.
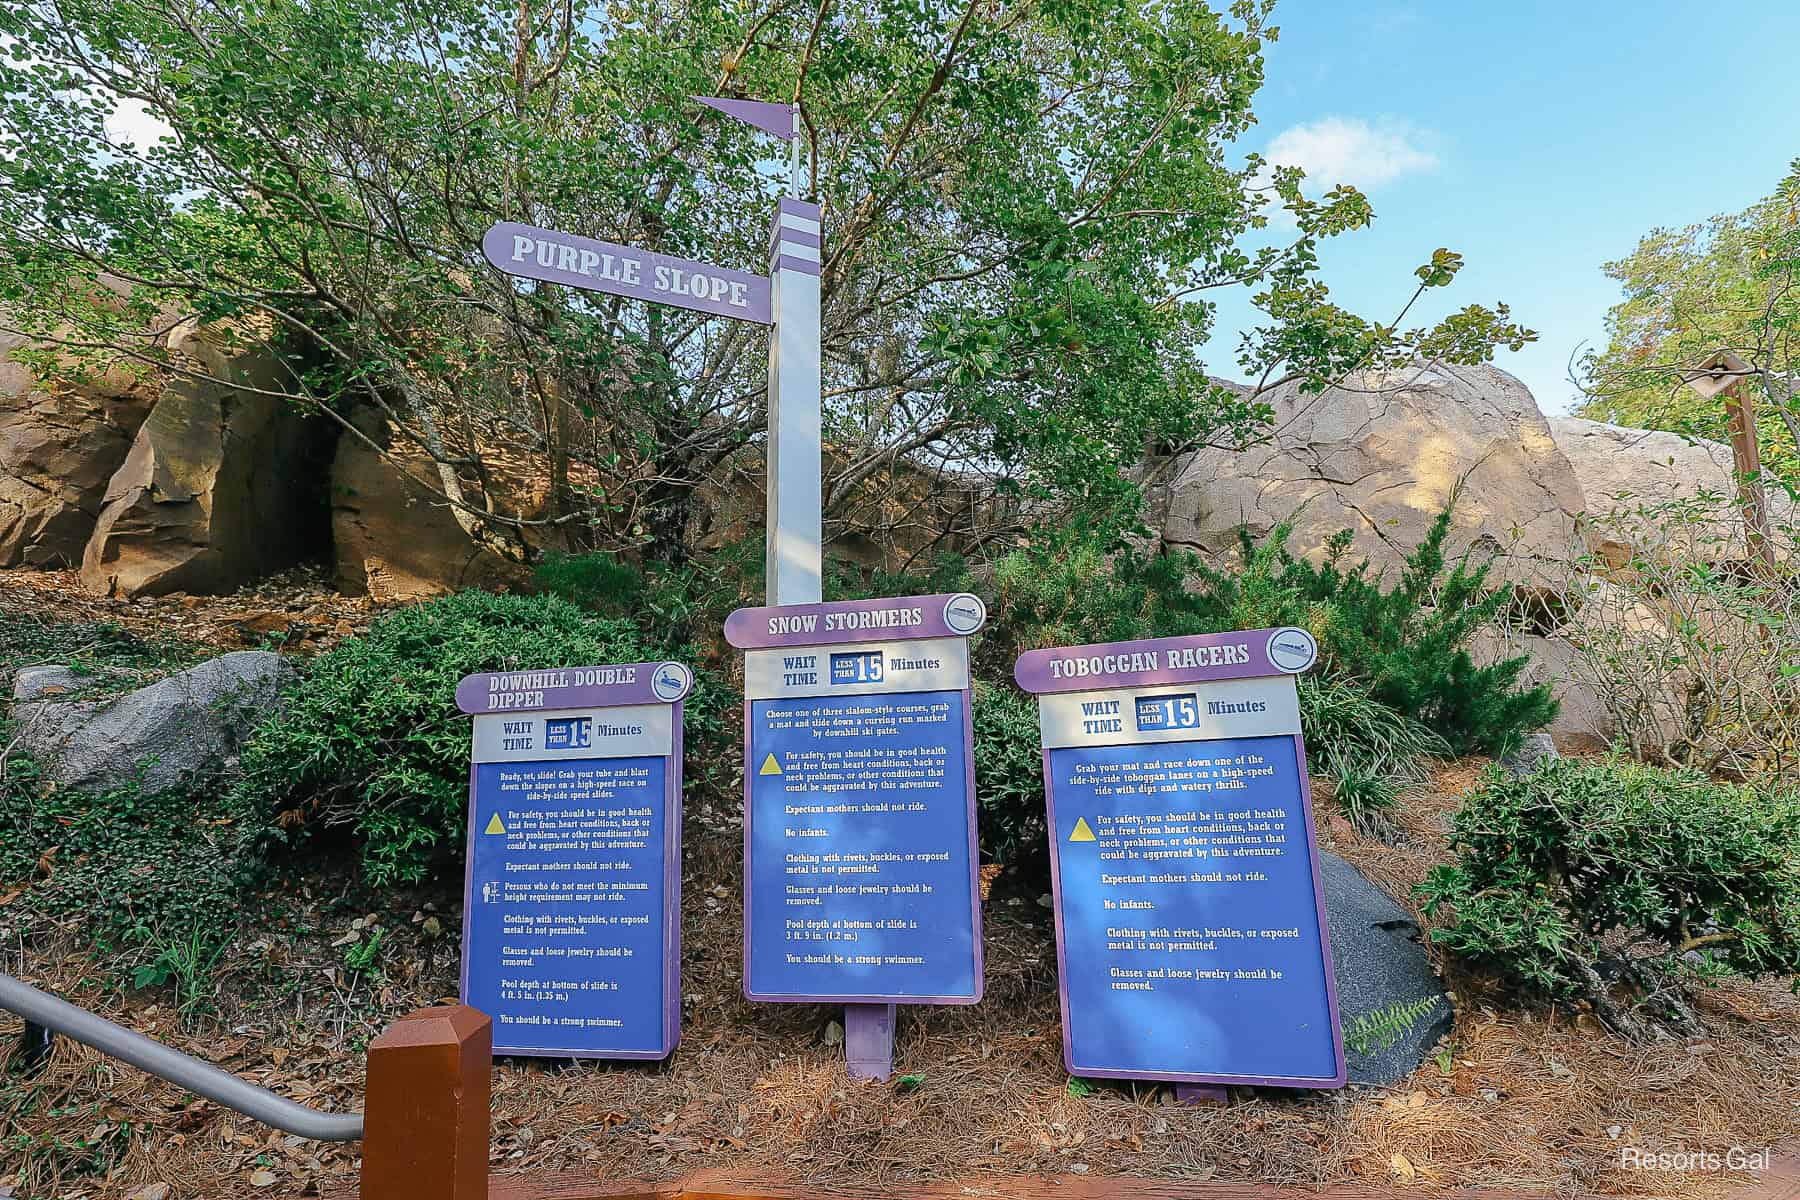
top-left (1263, 116), bottom-right (1438, 193)
top-left (105, 97), bottom-right (175, 149)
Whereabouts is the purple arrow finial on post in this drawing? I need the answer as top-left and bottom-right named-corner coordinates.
top-left (692, 96), bottom-right (795, 141)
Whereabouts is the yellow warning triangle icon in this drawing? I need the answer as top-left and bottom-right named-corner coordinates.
top-left (484, 813), bottom-right (506, 835)
top-left (1069, 817), bottom-right (1096, 843)
top-left (759, 753), bottom-right (783, 776)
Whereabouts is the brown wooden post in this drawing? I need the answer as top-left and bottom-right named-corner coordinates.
top-left (361, 1005), bottom-right (491, 1200)
top-left (1683, 350), bottom-right (1776, 576)
top-left (1722, 376), bottom-right (1777, 576)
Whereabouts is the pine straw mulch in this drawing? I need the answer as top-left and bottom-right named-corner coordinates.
top-left (5, 761), bottom-right (1800, 1200)
top-left (0, 566), bottom-right (379, 659)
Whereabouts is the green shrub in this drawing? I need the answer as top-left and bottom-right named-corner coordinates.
top-left (968, 507), bottom-right (1550, 881)
top-left (0, 756), bottom-right (264, 1000)
top-left (1418, 755), bottom-right (1800, 1040)
top-left (825, 552), bottom-right (973, 605)
top-left (982, 506), bottom-right (1553, 758)
top-left (534, 540), bottom-right (764, 656)
top-left (1298, 675), bottom-right (1449, 835)
top-left (235, 590), bottom-right (671, 885)
top-left (980, 536), bottom-right (1212, 676)
top-left (972, 682), bottom-right (1051, 889)
top-left (1191, 506), bottom-right (1557, 756)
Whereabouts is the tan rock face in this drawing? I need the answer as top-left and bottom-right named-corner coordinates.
top-left (1547, 415), bottom-right (1785, 567)
top-left (80, 323), bottom-right (332, 597)
top-left (330, 413), bottom-right (527, 602)
top-left (0, 329), bottom-right (159, 568)
top-left (1162, 364), bottom-right (1586, 585)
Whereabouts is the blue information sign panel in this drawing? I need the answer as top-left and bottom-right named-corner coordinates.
top-left (746, 688), bottom-right (978, 1001)
top-left (1015, 629), bottom-right (1344, 1089)
top-left (457, 662), bottom-right (693, 1059)
top-left (727, 595), bottom-right (990, 1007)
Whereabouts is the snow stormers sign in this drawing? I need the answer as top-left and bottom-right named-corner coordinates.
top-left (725, 595), bottom-right (988, 1009)
top-left (456, 661), bottom-right (694, 1059)
top-left (1014, 629), bottom-right (1345, 1089)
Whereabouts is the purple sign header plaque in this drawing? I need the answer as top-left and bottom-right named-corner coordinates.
top-left (724, 592), bottom-right (988, 649)
top-left (457, 660), bottom-right (695, 715)
top-left (1015, 626), bottom-right (1319, 695)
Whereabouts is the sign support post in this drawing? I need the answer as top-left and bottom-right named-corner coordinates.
top-left (765, 193), bottom-right (824, 606)
top-left (483, 90), bottom-right (890, 1078)
top-left (1682, 349), bottom-right (1775, 578)
top-left (768, 134), bottom-right (897, 1084)
top-left (705, 95), bottom-right (896, 1081)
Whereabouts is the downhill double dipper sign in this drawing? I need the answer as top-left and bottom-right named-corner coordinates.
top-left (1015, 628), bottom-right (1345, 1089)
top-left (725, 595), bottom-right (989, 1043)
top-left (457, 661), bottom-right (694, 1059)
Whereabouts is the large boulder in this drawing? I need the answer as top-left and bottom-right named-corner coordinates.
top-left (1162, 365), bottom-right (1586, 586)
top-left (0, 322), bottom-right (160, 568)
top-left (13, 651), bottom-right (290, 794)
top-left (1476, 629), bottom-right (1613, 753)
top-left (1322, 851), bottom-right (1454, 1086)
top-left (330, 412), bottom-right (526, 601)
top-left (80, 323), bottom-right (333, 597)
top-left (1548, 416), bottom-right (1786, 567)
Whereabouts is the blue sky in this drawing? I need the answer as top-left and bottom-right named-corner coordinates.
top-left (1208, 1), bottom-right (1800, 414)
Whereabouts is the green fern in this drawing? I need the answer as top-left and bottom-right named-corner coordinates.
top-left (1344, 995), bottom-right (1446, 1057)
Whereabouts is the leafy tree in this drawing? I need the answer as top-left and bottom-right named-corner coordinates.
top-left (1579, 161), bottom-right (1800, 477)
top-left (0, 0), bottom-right (1530, 565)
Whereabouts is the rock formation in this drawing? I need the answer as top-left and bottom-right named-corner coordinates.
top-left (330, 410), bottom-right (527, 602)
top-left (0, 322), bottom-right (160, 568)
top-left (13, 651), bottom-right (291, 794)
top-left (1160, 364), bottom-right (1586, 585)
top-left (80, 323), bottom-right (332, 598)
top-left (1322, 851), bottom-right (1453, 1085)
top-left (1548, 415), bottom-right (1788, 567)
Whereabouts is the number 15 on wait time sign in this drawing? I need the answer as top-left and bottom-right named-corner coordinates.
top-left (1135, 692), bottom-right (1200, 732)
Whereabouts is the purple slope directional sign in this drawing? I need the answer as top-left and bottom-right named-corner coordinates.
top-left (482, 222), bottom-right (772, 325)
top-left (456, 660), bottom-right (694, 1059)
top-left (1014, 628), bottom-right (1345, 1090)
top-left (724, 594), bottom-right (989, 1026)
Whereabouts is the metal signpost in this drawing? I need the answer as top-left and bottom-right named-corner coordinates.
top-left (1014, 628), bottom-right (1345, 1092)
top-left (482, 95), bottom-right (888, 1070)
top-left (456, 661), bottom-right (694, 1058)
top-left (725, 594), bottom-right (989, 1077)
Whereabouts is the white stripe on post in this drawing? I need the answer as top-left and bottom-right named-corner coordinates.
top-left (765, 200), bottom-right (824, 607)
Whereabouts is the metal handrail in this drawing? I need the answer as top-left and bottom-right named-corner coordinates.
top-left (0, 971), bottom-right (363, 1141)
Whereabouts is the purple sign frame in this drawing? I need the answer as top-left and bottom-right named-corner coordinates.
top-left (724, 592), bottom-right (988, 649)
top-left (482, 221), bottom-right (772, 325)
top-left (457, 661), bottom-right (694, 715)
top-left (457, 661), bottom-right (691, 1059)
top-left (730, 595), bottom-right (988, 1006)
top-left (1016, 628), bottom-right (1346, 1090)
top-left (1013, 627), bottom-right (1318, 695)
